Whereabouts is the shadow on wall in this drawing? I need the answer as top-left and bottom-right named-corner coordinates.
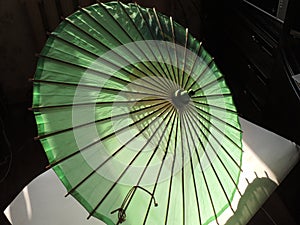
top-left (225, 177), bottom-right (277, 225)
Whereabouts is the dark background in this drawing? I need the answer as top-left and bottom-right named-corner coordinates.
top-left (0, 0), bottom-right (299, 224)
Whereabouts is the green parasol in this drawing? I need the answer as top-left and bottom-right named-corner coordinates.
top-left (31, 1), bottom-right (243, 225)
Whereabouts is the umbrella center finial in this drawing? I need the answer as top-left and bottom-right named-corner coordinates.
top-left (172, 89), bottom-right (194, 109)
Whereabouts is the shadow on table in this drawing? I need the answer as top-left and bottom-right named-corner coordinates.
top-left (225, 177), bottom-right (277, 225)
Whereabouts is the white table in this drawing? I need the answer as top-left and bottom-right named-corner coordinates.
top-left (4, 118), bottom-right (299, 225)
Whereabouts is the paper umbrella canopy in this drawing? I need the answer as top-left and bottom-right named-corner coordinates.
top-left (32, 1), bottom-right (244, 225)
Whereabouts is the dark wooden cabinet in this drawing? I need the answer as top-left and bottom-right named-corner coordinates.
top-left (203, 0), bottom-right (300, 144)
top-left (203, 1), bottom-right (300, 224)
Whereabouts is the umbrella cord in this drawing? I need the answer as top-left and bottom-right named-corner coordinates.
top-left (111, 185), bottom-right (158, 224)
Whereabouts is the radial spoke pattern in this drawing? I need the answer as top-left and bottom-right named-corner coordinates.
top-left (33, 2), bottom-right (243, 225)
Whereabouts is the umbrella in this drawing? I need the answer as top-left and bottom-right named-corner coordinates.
top-left (31, 1), bottom-right (243, 225)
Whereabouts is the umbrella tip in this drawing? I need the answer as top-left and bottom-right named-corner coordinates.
top-left (45, 164), bottom-right (51, 169)
top-left (34, 136), bottom-right (40, 141)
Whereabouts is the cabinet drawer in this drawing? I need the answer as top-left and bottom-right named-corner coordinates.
top-left (244, 62), bottom-right (269, 109)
